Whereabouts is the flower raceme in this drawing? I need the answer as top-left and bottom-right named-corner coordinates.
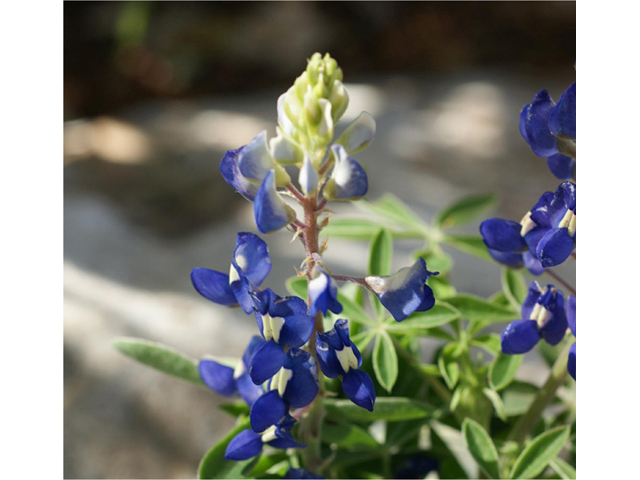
top-left (480, 181), bottom-right (576, 268)
top-left (316, 319), bottom-right (376, 412)
top-left (501, 282), bottom-right (568, 355)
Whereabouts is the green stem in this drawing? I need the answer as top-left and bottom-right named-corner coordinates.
top-left (507, 342), bottom-right (571, 444)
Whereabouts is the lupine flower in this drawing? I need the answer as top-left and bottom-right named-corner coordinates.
top-left (501, 282), bottom-right (568, 354)
top-left (237, 130), bottom-right (291, 186)
top-left (284, 468), bottom-right (324, 479)
top-left (224, 413), bottom-right (304, 461)
top-left (535, 181), bottom-right (576, 267)
top-left (567, 294), bottom-right (576, 380)
top-left (198, 336), bottom-right (265, 406)
top-left (520, 86), bottom-right (576, 180)
top-left (249, 291), bottom-right (314, 384)
top-left (488, 249), bottom-right (544, 276)
top-left (365, 258), bottom-right (438, 322)
top-left (249, 348), bottom-right (319, 432)
top-left (316, 319), bottom-right (376, 412)
top-left (323, 144), bottom-right (368, 200)
top-left (191, 232), bottom-right (271, 314)
top-left (254, 170), bottom-right (297, 234)
top-left (335, 111), bottom-right (376, 154)
top-left (308, 268), bottom-right (343, 317)
top-left (220, 147), bottom-right (259, 201)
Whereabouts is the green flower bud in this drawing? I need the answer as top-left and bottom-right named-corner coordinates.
top-left (294, 72), bottom-right (309, 104)
top-left (313, 73), bottom-right (330, 99)
top-left (329, 80), bottom-right (349, 122)
top-left (303, 87), bottom-right (321, 127)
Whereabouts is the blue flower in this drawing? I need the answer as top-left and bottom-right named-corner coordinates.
top-left (334, 111), bottom-right (376, 154)
top-left (284, 468), bottom-right (324, 479)
top-left (365, 258), bottom-right (438, 322)
top-left (316, 319), bottom-right (376, 412)
top-left (191, 232), bottom-right (272, 314)
top-left (248, 290), bottom-right (315, 384)
top-left (535, 182), bottom-right (576, 267)
top-left (501, 282), bottom-right (568, 355)
top-left (254, 170), bottom-right (297, 234)
top-left (520, 86), bottom-right (576, 180)
top-left (308, 268), bottom-right (343, 317)
top-left (237, 131), bottom-right (291, 186)
top-left (224, 413), bottom-right (304, 461)
top-left (488, 249), bottom-right (544, 276)
top-left (567, 294), bottom-right (576, 380)
top-left (249, 348), bottom-right (319, 432)
top-left (220, 147), bottom-right (260, 201)
top-left (323, 145), bottom-right (368, 200)
top-left (198, 336), bottom-right (265, 406)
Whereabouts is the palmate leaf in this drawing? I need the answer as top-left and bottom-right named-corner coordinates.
top-left (113, 337), bottom-right (204, 387)
top-left (462, 418), bottom-right (501, 479)
top-left (435, 193), bottom-right (498, 229)
top-left (509, 426), bottom-right (571, 479)
top-left (324, 397), bottom-right (436, 423)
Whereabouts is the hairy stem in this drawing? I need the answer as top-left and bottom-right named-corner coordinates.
top-left (507, 342), bottom-right (571, 444)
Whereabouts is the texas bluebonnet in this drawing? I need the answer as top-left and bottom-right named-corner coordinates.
top-left (520, 83), bottom-right (576, 180)
top-left (365, 258), bottom-right (438, 322)
top-left (501, 282), bottom-right (568, 354)
top-left (316, 319), bottom-right (376, 411)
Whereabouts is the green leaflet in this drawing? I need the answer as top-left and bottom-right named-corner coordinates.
top-left (462, 418), bottom-right (501, 479)
top-left (113, 337), bottom-right (204, 387)
top-left (489, 352), bottom-right (523, 391)
top-left (501, 268), bottom-right (528, 311)
top-left (509, 426), bottom-right (571, 479)
top-left (435, 193), bottom-right (498, 230)
top-left (368, 228), bottom-right (393, 277)
top-left (446, 294), bottom-right (519, 322)
top-left (198, 417), bottom-right (257, 479)
top-left (443, 234), bottom-right (493, 261)
top-left (324, 397), bottom-right (435, 423)
top-left (322, 423), bottom-right (380, 449)
top-left (373, 331), bottom-right (398, 392)
top-left (386, 302), bottom-right (460, 334)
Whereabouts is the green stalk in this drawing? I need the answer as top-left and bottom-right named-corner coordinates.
top-left (507, 342), bottom-right (571, 444)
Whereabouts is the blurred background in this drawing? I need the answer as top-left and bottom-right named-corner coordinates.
top-left (64, 2), bottom-right (576, 478)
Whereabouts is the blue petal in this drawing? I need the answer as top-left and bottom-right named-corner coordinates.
top-left (539, 289), bottom-right (568, 346)
top-left (547, 154), bottom-right (575, 180)
top-left (198, 359), bottom-right (237, 397)
top-left (567, 294), bottom-right (576, 337)
top-left (249, 339), bottom-right (286, 385)
top-left (284, 468), bottom-right (325, 479)
top-left (229, 265), bottom-right (255, 314)
top-left (326, 145), bottom-right (368, 199)
top-left (567, 342), bottom-right (576, 380)
top-left (557, 181), bottom-right (576, 213)
top-left (269, 295), bottom-right (314, 348)
top-left (520, 90), bottom-right (558, 157)
top-left (370, 258), bottom-right (437, 322)
top-left (233, 232), bottom-right (271, 286)
top-left (254, 170), bottom-right (295, 234)
top-left (242, 336), bottom-right (266, 368)
top-left (316, 331), bottom-right (345, 379)
top-left (250, 390), bottom-right (287, 433)
top-left (523, 251), bottom-right (545, 276)
top-left (224, 429), bottom-right (263, 461)
top-left (238, 131), bottom-right (274, 181)
top-left (282, 348), bottom-right (319, 408)
top-left (480, 219), bottom-right (527, 252)
top-left (488, 249), bottom-right (525, 268)
top-left (342, 369), bottom-right (376, 412)
top-left (220, 147), bottom-right (259, 201)
top-left (529, 191), bottom-right (555, 229)
top-left (548, 83), bottom-right (576, 140)
top-left (308, 269), bottom-right (343, 317)
top-left (536, 228), bottom-right (574, 267)
top-left (521, 282), bottom-right (542, 322)
top-left (191, 268), bottom-right (237, 306)
top-left (268, 430), bottom-right (306, 450)
top-left (237, 371), bottom-right (264, 407)
top-left (501, 319), bottom-right (540, 354)
top-left (334, 319), bottom-right (362, 368)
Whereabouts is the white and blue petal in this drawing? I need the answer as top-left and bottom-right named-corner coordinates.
top-left (279, 348), bottom-right (319, 408)
top-left (269, 127), bottom-right (302, 165)
top-left (229, 264), bottom-right (255, 314)
top-left (308, 268), bottom-right (343, 317)
top-left (480, 218), bottom-right (528, 253)
top-left (191, 268), bottom-right (238, 306)
top-left (537, 288), bottom-right (568, 346)
top-left (220, 147), bottom-right (259, 201)
top-left (268, 295), bottom-right (314, 348)
top-left (224, 429), bottom-right (263, 461)
top-left (233, 232), bottom-right (271, 287)
top-left (198, 359), bottom-right (237, 397)
top-left (249, 339), bottom-right (286, 385)
top-left (254, 170), bottom-right (297, 234)
top-left (521, 281), bottom-right (543, 321)
top-left (238, 131), bottom-right (281, 183)
top-left (365, 258), bottom-right (438, 322)
top-left (324, 145), bottom-right (368, 200)
top-left (298, 155), bottom-right (319, 196)
top-left (548, 83), bottom-right (576, 140)
top-left (250, 390), bottom-right (287, 433)
top-left (336, 111), bottom-right (376, 154)
top-left (501, 320), bottom-right (540, 354)
top-left (342, 369), bottom-right (376, 412)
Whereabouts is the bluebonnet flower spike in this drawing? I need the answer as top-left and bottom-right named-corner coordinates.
top-left (316, 319), bottom-right (376, 411)
top-left (365, 258), bottom-right (438, 322)
top-left (308, 268), bottom-right (343, 317)
top-left (502, 282), bottom-right (568, 354)
top-left (254, 170), bottom-right (297, 234)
